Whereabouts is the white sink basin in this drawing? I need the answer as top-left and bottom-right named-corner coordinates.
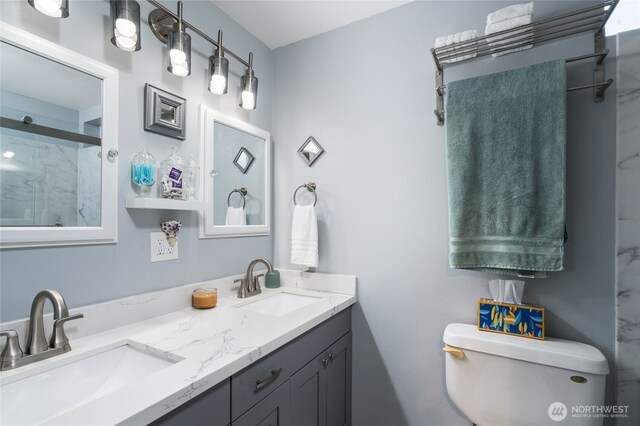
top-left (1, 343), bottom-right (178, 425)
top-left (238, 292), bottom-right (321, 317)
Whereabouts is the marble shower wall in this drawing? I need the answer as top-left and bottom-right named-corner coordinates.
top-left (0, 135), bottom-right (78, 227)
top-left (0, 137), bottom-right (101, 227)
top-left (616, 28), bottom-right (640, 425)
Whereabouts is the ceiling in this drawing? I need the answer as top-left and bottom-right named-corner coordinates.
top-left (213, 1), bottom-right (412, 50)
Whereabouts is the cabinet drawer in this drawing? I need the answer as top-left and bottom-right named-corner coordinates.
top-left (288, 309), bottom-right (351, 375)
top-left (232, 344), bottom-right (292, 420)
top-left (231, 380), bottom-right (290, 426)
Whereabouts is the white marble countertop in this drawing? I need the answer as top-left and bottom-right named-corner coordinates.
top-left (0, 270), bottom-right (357, 425)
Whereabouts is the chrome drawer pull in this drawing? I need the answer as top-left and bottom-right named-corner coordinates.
top-left (255, 368), bottom-right (282, 391)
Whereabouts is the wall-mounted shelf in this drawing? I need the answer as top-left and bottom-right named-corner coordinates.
top-left (430, 0), bottom-right (619, 126)
top-left (126, 197), bottom-right (204, 211)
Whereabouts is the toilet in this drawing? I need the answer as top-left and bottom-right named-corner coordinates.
top-left (443, 323), bottom-right (609, 426)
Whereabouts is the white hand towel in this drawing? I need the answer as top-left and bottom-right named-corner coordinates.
top-left (291, 205), bottom-right (318, 268)
top-left (486, 2), bottom-right (533, 26)
top-left (434, 30), bottom-right (478, 63)
top-left (225, 207), bottom-right (246, 226)
top-left (485, 15), bottom-right (533, 57)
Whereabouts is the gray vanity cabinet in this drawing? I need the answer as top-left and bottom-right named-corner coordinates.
top-left (290, 332), bottom-right (352, 426)
top-left (150, 378), bottom-right (231, 426)
top-left (231, 381), bottom-right (290, 426)
top-left (325, 332), bottom-right (352, 426)
top-left (148, 308), bottom-right (352, 426)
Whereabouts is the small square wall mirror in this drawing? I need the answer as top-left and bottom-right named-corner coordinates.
top-left (298, 136), bottom-right (325, 166)
top-left (233, 147), bottom-right (255, 174)
top-left (144, 84), bottom-right (186, 140)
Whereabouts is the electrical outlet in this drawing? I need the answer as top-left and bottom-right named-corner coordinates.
top-left (150, 232), bottom-right (178, 262)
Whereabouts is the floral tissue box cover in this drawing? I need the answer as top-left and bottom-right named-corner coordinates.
top-left (477, 299), bottom-right (545, 340)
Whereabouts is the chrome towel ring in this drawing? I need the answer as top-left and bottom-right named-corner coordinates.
top-left (293, 182), bottom-right (317, 206)
top-left (228, 187), bottom-right (248, 208)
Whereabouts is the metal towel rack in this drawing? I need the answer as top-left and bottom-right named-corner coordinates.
top-left (228, 187), bottom-right (247, 208)
top-left (293, 182), bottom-right (317, 206)
top-left (430, 0), bottom-right (619, 126)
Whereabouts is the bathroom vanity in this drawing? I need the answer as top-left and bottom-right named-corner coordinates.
top-left (153, 309), bottom-right (351, 426)
top-left (0, 271), bottom-right (356, 425)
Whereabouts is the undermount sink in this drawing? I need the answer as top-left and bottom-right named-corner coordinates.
top-left (237, 292), bottom-right (321, 317)
top-left (1, 343), bottom-right (178, 425)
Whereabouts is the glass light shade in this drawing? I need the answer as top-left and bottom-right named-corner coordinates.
top-left (208, 53), bottom-right (229, 95)
top-left (28, 0), bottom-right (69, 18)
top-left (167, 29), bottom-right (191, 77)
top-left (240, 73), bottom-right (258, 110)
top-left (110, 0), bottom-right (141, 52)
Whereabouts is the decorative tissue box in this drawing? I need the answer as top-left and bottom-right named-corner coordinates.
top-left (477, 299), bottom-right (545, 340)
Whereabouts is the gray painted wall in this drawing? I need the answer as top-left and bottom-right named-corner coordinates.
top-left (0, 0), bottom-right (273, 321)
top-left (272, 1), bottom-right (616, 425)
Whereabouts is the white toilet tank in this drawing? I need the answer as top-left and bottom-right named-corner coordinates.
top-left (443, 323), bottom-right (609, 426)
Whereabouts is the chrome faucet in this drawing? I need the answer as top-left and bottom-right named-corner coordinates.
top-left (235, 258), bottom-right (273, 298)
top-left (0, 289), bottom-right (83, 371)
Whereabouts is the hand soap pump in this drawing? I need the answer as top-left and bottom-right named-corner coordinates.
top-left (265, 270), bottom-right (280, 288)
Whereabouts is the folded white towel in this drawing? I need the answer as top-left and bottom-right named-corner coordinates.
top-left (225, 206), bottom-right (246, 226)
top-left (291, 205), bottom-right (318, 268)
top-left (486, 2), bottom-right (533, 26)
top-left (485, 15), bottom-right (533, 57)
top-left (434, 30), bottom-right (478, 63)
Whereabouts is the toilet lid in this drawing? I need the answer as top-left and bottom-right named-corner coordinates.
top-left (443, 323), bottom-right (609, 375)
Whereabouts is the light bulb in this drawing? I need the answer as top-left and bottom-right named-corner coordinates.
top-left (33, 0), bottom-right (63, 17)
top-left (171, 62), bottom-right (189, 77)
top-left (169, 48), bottom-right (186, 65)
top-left (209, 75), bottom-right (226, 94)
top-left (3, 151), bottom-right (15, 160)
top-left (241, 91), bottom-right (255, 110)
top-left (115, 17), bottom-right (136, 38)
top-left (116, 35), bottom-right (137, 50)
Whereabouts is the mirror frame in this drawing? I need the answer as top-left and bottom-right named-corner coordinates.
top-left (0, 24), bottom-right (119, 248)
top-left (199, 106), bottom-right (270, 238)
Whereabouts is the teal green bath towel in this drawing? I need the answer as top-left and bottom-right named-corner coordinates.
top-left (445, 60), bottom-right (566, 277)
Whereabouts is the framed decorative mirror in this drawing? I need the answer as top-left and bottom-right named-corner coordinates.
top-left (233, 147), bottom-right (255, 174)
top-left (0, 24), bottom-right (119, 248)
top-left (298, 136), bottom-right (325, 166)
top-left (199, 106), bottom-right (270, 238)
top-left (144, 84), bottom-right (186, 140)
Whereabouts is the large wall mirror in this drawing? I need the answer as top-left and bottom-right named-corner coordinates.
top-left (0, 24), bottom-right (118, 248)
top-left (199, 106), bottom-right (270, 238)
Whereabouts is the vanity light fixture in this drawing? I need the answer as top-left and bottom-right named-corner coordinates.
top-left (167, 1), bottom-right (191, 77)
top-left (147, 0), bottom-right (259, 109)
top-left (110, 0), bottom-right (141, 52)
top-left (27, 0), bottom-right (69, 18)
top-left (23, 0), bottom-right (261, 109)
top-left (240, 52), bottom-right (258, 110)
top-left (209, 30), bottom-right (229, 95)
